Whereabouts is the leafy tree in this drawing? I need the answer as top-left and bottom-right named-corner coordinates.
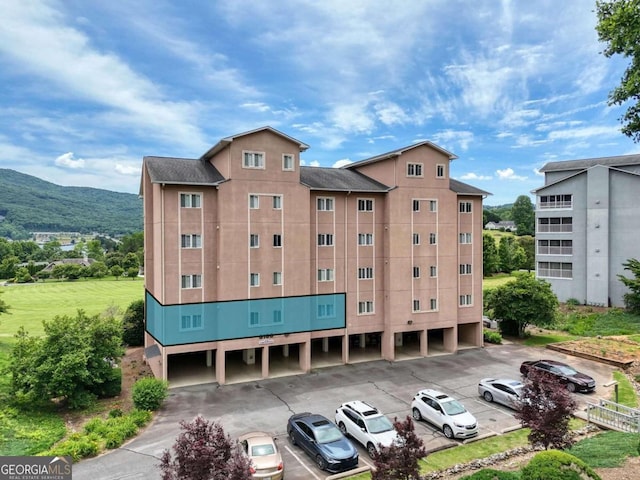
top-left (482, 233), bottom-right (499, 276)
top-left (51, 263), bottom-right (84, 280)
top-left (0, 237), bottom-right (12, 262)
top-left (126, 267), bottom-right (139, 279)
top-left (86, 239), bottom-right (105, 261)
top-left (0, 290), bottom-right (9, 316)
top-left (516, 368), bottom-right (577, 450)
top-left (110, 265), bottom-right (124, 280)
top-left (123, 252), bottom-right (140, 271)
top-left (0, 255), bottom-right (20, 279)
top-left (618, 257), bottom-right (640, 313)
top-left (484, 273), bottom-right (558, 337)
top-left (159, 415), bottom-right (252, 480)
top-left (120, 232), bottom-right (144, 255)
top-left (511, 195), bottom-right (535, 235)
top-left (87, 261), bottom-right (109, 278)
top-left (9, 310), bottom-right (124, 409)
top-left (596, 0), bottom-right (640, 142)
top-left (13, 267), bottom-right (33, 283)
top-left (122, 299), bottom-right (145, 346)
top-left (372, 416), bottom-right (426, 480)
top-left (498, 236), bottom-right (525, 273)
top-left (42, 240), bottom-right (63, 261)
top-left (105, 251), bottom-right (124, 269)
top-left (517, 235), bottom-right (536, 272)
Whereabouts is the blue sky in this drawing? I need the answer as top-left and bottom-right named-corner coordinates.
top-left (1, 0), bottom-right (638, 205)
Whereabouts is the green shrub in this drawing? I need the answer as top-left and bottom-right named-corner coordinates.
top-left (103, 418), bottom-right (138, 449)
top-left (520, 450), bottom-right (601, 480)
top-left (568, 431), bottom-right (640, 468)
top-left (122, 299), bottom-right (144, 346)
top-left (83, 418), bottom-right (108, 436)
top-left (129, 409), bottom-right (152, 427)
top-left (108, 408), bottom-right (123, 418)
top-left (45, 433), bottom-right (100, 462)
top-left (94, 367), bottom-right (122, 398)
top-left (483, 330), bottom-right (503, 344)
top-left (566, 298), bottom-right (581, 306)
top-left (132, 377), bottom-right (168, 411)
top-left (460, 469), bottom-right (519, 480)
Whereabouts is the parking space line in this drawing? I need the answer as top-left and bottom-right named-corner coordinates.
top-left (284, 445), bottom-right (322, 480)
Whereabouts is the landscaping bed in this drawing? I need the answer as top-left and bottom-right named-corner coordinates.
top-left (546, 336), bottom-right (640, 369)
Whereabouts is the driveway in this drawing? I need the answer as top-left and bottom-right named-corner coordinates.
top-left (73, 343), bottom-right (615, 480)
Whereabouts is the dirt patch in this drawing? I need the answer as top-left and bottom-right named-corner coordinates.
top-left (547, 336), bottom-right (640, 368)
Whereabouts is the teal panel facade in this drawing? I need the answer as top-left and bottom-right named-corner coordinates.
top-left (145, 291), bottom-right (346, 346)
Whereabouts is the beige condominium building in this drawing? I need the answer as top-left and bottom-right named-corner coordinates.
top-left (141, 127), bottom-right (489, 385)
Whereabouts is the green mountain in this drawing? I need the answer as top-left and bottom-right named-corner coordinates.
top-left (0, 169), bottom-right (142, 239)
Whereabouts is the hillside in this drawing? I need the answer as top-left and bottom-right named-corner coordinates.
top-left (0, 169), bottom-right (142, 238)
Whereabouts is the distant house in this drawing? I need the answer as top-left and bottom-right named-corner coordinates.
top-left (485, 221), bottom-right (517, 231)
top-left (41, 258), bottom-right (94, 272)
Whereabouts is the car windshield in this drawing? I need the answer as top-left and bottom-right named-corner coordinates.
top-left (513, 386), bottom-right (524, 398)
top-left (441, 399), bottom-right (467, 416)
top-left (365, 415), bottom-right (393, 434)
top-left (315, 424), bottom-right (343, 444)
top-left (556, 365), bottom-right (578, 375)
top-left (251, 444), bottom-right (275, 456)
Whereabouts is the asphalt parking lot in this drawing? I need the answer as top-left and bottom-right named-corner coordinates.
top-left (73, 343), bottom-right (616, 480)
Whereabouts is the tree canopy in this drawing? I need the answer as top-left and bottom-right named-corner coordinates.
top-left (511, 195), bottom-right (535, 235)
top-left (618, 257), bottom-right (640, 313)
top-left (372, 416), bottom-right (426, 480)
top-left (484, 273), bottom-right (558, 337)
top-left (596, 0), bottom-right (640, 142)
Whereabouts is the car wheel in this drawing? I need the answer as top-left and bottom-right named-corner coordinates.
top-left (412, 407), bottom-right (422, 421)
top-left (483, 391), bottom-right (494, 403)
top-left (367, 443), bottom-right (377, 459)
top-left (567, 382), bottom-right (577, 393)
top-left (443, 425), bottom-right (454, 439)
top-left (338, 421), bottom-right (347, 436)
top-left (316, 455), bottom-right (327, 470)
top-left (288, 430), bottom-right (297, 445)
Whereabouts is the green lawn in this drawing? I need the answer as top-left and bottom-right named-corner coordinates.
top-left (483, 274), bottom-right (516, 291)
top-left (0, 278), bottom-right (143, 337)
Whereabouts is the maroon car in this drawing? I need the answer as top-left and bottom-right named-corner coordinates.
top-left (520, 359), bottom-right (596, 393)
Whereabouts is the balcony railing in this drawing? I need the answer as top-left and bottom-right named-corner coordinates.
top-left (537, 225), bottom-right (573, 233)
top-left (537, 268), bottom-right (572, 278)
top-left (538, 246), bottom-right (573, 255)
top-left (538, 200), bottom-right (572, 209)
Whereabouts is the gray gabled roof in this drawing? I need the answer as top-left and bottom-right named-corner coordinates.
top-left (343, 141), bottom-right (458, 169)
top-left (449, 178), bottom-right (491, 197)
top-left (200, 126), bottom-right (310, 160)
top-left (540, 153), bottom-right (640, 172)
top-left (144, 156), bottom-right (225, 186)
top-left (300, 166), bottom-right (391, 192)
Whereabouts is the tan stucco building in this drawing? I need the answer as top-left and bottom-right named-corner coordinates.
top-left (141, 127), bottom-right (489, 385)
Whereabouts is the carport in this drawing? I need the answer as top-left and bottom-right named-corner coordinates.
top-left (394, 331), bottom-right (422, 360)
top-left (225, 348), bottom-right (264, 384)
top-left (167, 350), bottom-right (216, 388)
top-left (458, 322), bottom-right (482, 349)
top-left (427, 327), bottom-right (456, 355)
top-left (268, 343), bottom-right (304, 378)
top-left (348, 332), bottom-right (382, 363)
top-left (310, 335), bottom-right (343, 368)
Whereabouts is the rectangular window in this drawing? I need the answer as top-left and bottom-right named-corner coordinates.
top-left (181, 274), bottom-right (202, 289)
top-left (413, 300), bottom-right (421, 311)
top-left (436, 164), bottom-right (445, 178)
top-left (282, 154), bottom-right (294, 171)
top-left (249, 312), bottom-right (260, 326)
top-left (358, 267), bottom-right (373, 279)
top-left (429, 233), bottom-right (437, 245)
top-left (250, 234), bottom-right (259, 248)
top-left (273, 310), bottom-right (283, 324)
top-left (243, 151), bottom-right (265, 169)
top-left (180, 193), bottom-right (201, 208)
top-left (539, 194), bottom-right (572, 209)
top-left (412, 233), bottom-right (420, 245)
top-left (317, 268), bottom-right (334, 281)
top-left (250, 273), bottom-right (260, 286)
top-left (413, 266), bottom-right (420, 278)
top-left (358, 233), bottom-right (374, 245)
top-left (459, 233), bottom-right (472, 244)
top-left (273, 234), bottom-right (282, 247)
top-left (459, 201), bottom-right (472, 213)
top-left (407, 163), bottom-right (423, 177)
top-left (537, 217), bottom-right (573, 233)
top-left (429, 200), bottom-right (437, 212)
top-left (412, 200), bottom-right (420, 212)
top-left (459, 264), bottom-right (472, 275)
top-left (358, 301), bottom-right (374, 314)
top-left (273, 195), bottom-right (282, 209)
top-left (249, 195), bottom-right (259, 209)
top-left (538, 239), bottom-right (573, 255)
top-left (317, 197), bottom-right (334, 211)
top-left (430, 298), bottom-right (437, 310)
top-left (318, 233), bottom-right (334, 246)
top-left (459, 294), bottom-right (473, 306)
top-left (430, 266), bottom-right (437, 277)
top-left (273, 271), bottom-right (282, 285)
top-left (358, 199), bottom-right (374, 211)
top-left (181, 234), bottom-right (202, 248)
top-left (538, 262), bottom-right (573, 278)
top-left (180, 314), bottom-right (203, 331)
top-left (317, 302), bottom-right (336, 318)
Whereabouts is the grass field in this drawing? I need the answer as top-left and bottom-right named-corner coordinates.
top-left (483, 273), bottom-right (516, 291)
top-left (0, 278), bottom-right (144, 337)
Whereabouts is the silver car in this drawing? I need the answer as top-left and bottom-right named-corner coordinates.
top-left (478, 378), bottom-right (524, 409)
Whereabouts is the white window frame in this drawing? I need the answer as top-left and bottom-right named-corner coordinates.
top-left (273, 195), bottom-right (282, 209)
top-left (317, 197), bottom-right (335, 211)
top-left (243, 151), bottom-right (265, 169)
top-left (429, 233), bottom-right (437, 245)
top-left (282, 154), bottom-right (294, 171)
top-left (413, 300), bottom-right (420, 312)
top-left (358, 267), bottom-right (374, 279)
top-left (181, 234), bottom-right (202, 248)
top-left (358, 199), bottom-right (374, 211)
top-left (317, 302), bottom-right (336, 319)
top-left (459, 264), bottom-right (472, 275)
top-left (412, 233), bottom-right (420, 245)
top-left (407, 163), bottom-right (423, 177)
top-left (180, 193), bottom-right (201, 208)
top-left (249, 195), bottom-right (259, 209)
top-left (318, 233), bottom-right (334, 246)
top-left (358, 301), bottom-right (374, 314)
top-left (317, 268), bottom-right (334, 282)
top-left (413, 266), bottom-right (420, 278)
top-left (430, 265), bottom-right (437, 277)
top-left (358, 233), bottom-right (373, 245)
top-left (250, 234), bottom-right (260, 248)
top-left (436, 164), bottom-right (445, 178)
top-left (180, 314), bottom-right (203, 331)
top-left (537, 261), bottom-right (573, 279)
top-left (273, 271), bottom-right (282, 285)
top-left (249, 311), bottom-right (260, 326)
top-left (412, 200), bottom-right (420, 212)
top-left (459, 294), bottom-right (473, 306)
top-left (250, 273), bottom-right (260, 287)
top-left (429, 200), bottom-right (437, 212)
top-left (430, 298), bottom-right (437, 310)
top-left (459, 233), bottom-right (472, 244)
top-left (273, 234), bottom-right (282, 247)
top-left (459, 201), bottom-right (472, 213)
top-left (181, 274), bottom-right (202, 289)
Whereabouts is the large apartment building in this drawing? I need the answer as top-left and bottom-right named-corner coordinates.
top-left (534, 154), bottom-right (640, 307)
top-left (141, 127), bottom-right (489, 385)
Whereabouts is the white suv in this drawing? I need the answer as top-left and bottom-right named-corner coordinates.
top-left (411, 389), bottom-right (478, 439)
top-left (335, 400), bottom-right (398, 458)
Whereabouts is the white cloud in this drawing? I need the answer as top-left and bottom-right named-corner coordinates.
top-left (533, 168), bottom-right (544, 176)
top-left (496, 168), bottom-right (527, 180)
top-left (431, 129), bottom-right (474, 151)
top-left (300, 158), bottom-right (320, 167)
top-left (55, 152), bottom-right (85, 169)
top-left (460, 172), bottom-right (492, 181)
top-left (374, 101), bottom-right (408, 125)
top-left (240, 102), bottom-right (271, 112)
top-left (548, 125), bottom-right (621, 141)
top-left (332, 159), bottom-right (352, 168)
top-left (115, 163), bottom-right (140, 175)
top-left (330, 103), bottom-right (375, 133)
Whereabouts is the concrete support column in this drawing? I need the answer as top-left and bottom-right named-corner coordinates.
top-left (342, 335), bottom-right (349, 364)
top-left (300, 341), bottom-right (311, 373)
top-left (420, 330), bottom-right (428, 356)
top-left (243, 348), bottom-right (256, 365)
top-left (359, 333), bottom-right (366, 349)
top-left (381, 331), bottom-right (395, 361)
top-left (394, 332), bottom-right (403, 347)
top-left (261, 347), bottom-right (269, 379)
top-left (216, 348), bottom-right (226, 385)
top-left (322, 337), bottom-right (329, 352)
top-left (444, 327), bottom-right (456, 353)
top-left (283, 344), bottom-right (289, 357)
top-left (161, 348), bottom-right (168, 381)
top-left (206, 350), bottom-right (213, 368)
